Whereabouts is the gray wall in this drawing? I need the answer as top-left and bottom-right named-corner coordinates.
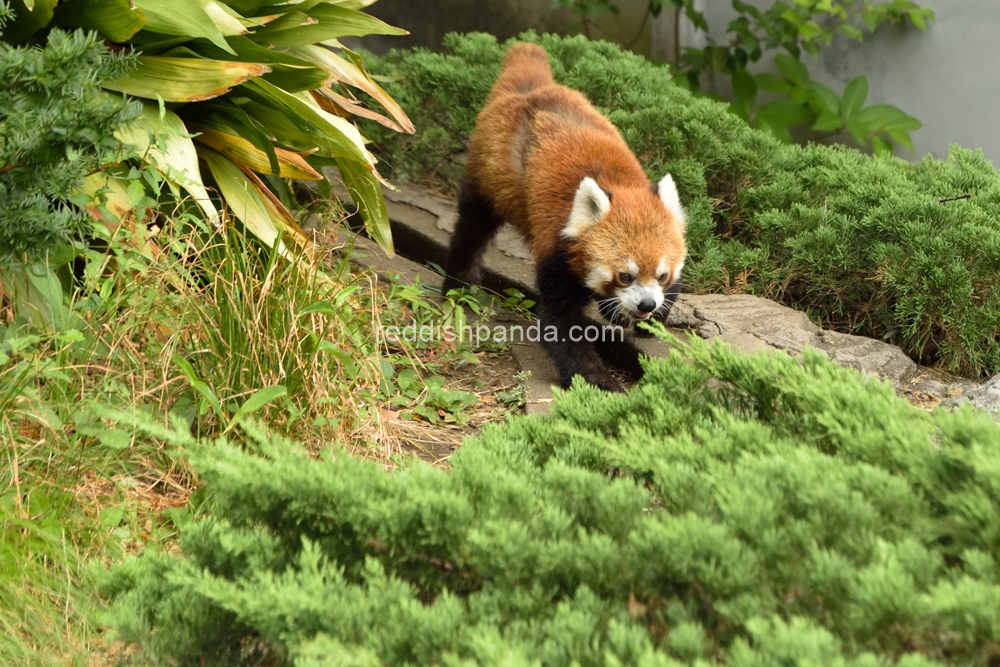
top-left (693, 0), bottom-right (1000, 165)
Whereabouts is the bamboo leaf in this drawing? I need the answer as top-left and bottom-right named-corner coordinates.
top-left (104, 56), bottom-right (269, 102)
top-left (195, 128), bottom-right (322, 179)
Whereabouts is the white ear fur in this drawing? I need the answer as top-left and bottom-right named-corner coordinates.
top-left (657, 174), bottom-right (686, 230)
top-left (562, 177), bottom-right (611, 239)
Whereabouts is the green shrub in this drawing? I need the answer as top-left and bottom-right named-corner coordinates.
top-left (0, 19), bottom-right (138, 260)
top-left (104, 334), bottom-right (1000, 665)
top-left (361, 32), bottom-right (1000, 379)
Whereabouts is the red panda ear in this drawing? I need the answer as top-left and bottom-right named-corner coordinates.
top-left (563, 177), bottom-right (611, 239)
top-left (657, 174), bottom-right (687, 230)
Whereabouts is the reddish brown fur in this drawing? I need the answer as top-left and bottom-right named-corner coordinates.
top-left (463, 42), bottom-right (686, 282)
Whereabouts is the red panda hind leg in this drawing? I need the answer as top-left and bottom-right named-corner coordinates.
top-left (441, 176), bottom-right (505, 294)
top-left (537, 242), bottom-right (627, 393)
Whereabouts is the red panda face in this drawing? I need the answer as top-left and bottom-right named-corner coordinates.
top-left (563, 175), bottom-right (687, 323)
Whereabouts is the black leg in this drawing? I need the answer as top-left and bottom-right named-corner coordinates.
top-left (441, 176), bottom-right (505, 294)
top-left (537, 247), bottom-right (626, 393)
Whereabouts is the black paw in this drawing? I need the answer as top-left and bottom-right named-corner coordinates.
top-left (580, 370), bottom-right (627, 393)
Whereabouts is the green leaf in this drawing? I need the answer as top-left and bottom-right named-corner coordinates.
top-left (838, 22), bottom-right (863, 41)
top-left (52, 0), bottom-right (146, 42)
top-left (225, 385), bottom-right (287, 433)
top-left (841, 76), bottom-right (868, 120)
top-left (774, 54), bottom-right (809, 85)
top-left (172, 355), bottom-right (225, 420)
top-left (239, 78), bottom-right (371, 164)
top-left (3, 0), bottom-right (58, 42)
top-left (114, 102), bottom-right (220, 224)
top-left (845, 118), bottom-right (868, 145)
top-left (808, 81), bottom-right (840, 116)
top-left (812, 112), bottom-right (842, 132)
top-left (854, 104), bottom-right (921, 133)
top-left (200, 148), bottom-right (285, 249)
top-left (887, 128), bottom-right (915, 153)
top-left (132, 0), bottom-right (236, 54)
top-left (754, 72), bottom-right (792, 94)
top-left (335, 157), bottom-right (394, 256)
top-left (251, 3), bottom-right (405, 48)
top-left (731, 67), bottom-right (757, 112)
top-left (872, 135), bottom-right (893, 156)
top-left (909, 8), bottom-right (927, 31)
top-left (756, 98), bottom-right (813, 128)
top-left (104, 56), bottom-right (270, 103)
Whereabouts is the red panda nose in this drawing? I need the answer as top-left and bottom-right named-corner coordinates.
top-left (637, 298), bottom-right (656, 313)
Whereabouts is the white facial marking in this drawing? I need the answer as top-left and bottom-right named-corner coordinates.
top-left (616, 278), bottom-right (664, 317)
top-left (655, 257), bottom-right (668, 279)
top-left (562, 177), bottom-right (611, 239)
top-left (626, 259), bottom-right (639, 277)
top-left (673, 260), bottom-right (685, 283)
top-left (657, 174), bottom-right (686, 230)
top-left (586, 266), bottom-right (612, 292)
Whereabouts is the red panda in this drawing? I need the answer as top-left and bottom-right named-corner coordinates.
top-left (441, 43), bottom-right (687, 392)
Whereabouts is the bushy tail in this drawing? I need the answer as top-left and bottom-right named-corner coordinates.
top-left (490, 43), bottom-right (553, 97)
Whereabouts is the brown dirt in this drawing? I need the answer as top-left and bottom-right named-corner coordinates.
top-left (380, 348), bottom-right (524, 465)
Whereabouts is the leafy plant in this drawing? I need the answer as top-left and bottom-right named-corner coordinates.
top-left (362, 32), bottom-right (1000, 378)
top-left (3, 0), bottom-right (413, 257)
top-left (101, 333), bottom-right (1000, 665)
top-left (552, 0), bottom-right (932, 153)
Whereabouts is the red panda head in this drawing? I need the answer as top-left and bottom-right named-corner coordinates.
top-left (562, 174), bottom-right (687, 323)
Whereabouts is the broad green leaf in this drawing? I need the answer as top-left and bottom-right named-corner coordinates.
top-left (115, 102), bottom-right (220, 225)
top-left (335, 157), bottom-right (393, 255)
top-left (53, 0), bottom-right (146, 42)
top-left (197, 0), bottom-right (247, 35)
top-left (262, 64), bottom-right (332, 92)
top-left (754, 72), bottom-right (792, 94)
top-left (872, 135), bottom-right (893, 156)
top-left (253, 3), bottom-right (405, 47)
top-left (194, 128), bottom-right (323, 179)
top-left (756, 98), bottom-right (813, 128)
top-left (909, 8), bottom-right (928, 31)
top-left (77, 173), bottom-right (134, 223)
top-left (730, 67), bottom-right (757, 112)
top-left (239, 78), bottom-right (371, 164)
top-left (812, 112), bottom-right (842, 132)
top-left (854, 104), bottom-right (921, 133)
top-left (1, 262), bottom-right (68, 333)
top-left (190, 34), bottom-right (319, 66)
top-left (198, 100), bottom-right (281, 172)
top-left (845, 119), bottom-right (868, 145)
top-left (887, 128), bottom-right (915, 153)
top-left (774, 54), bottom-right (809, 85)
top-left (808, 81), bottom-right (840, 117)
top-left (841, 76), bottom-right (868, 120)
top-left (133, 0), bottom-right (236, 53)
top-left (756, 116), bottom-right (793, 144)
top-left (838, 22), bottom-right (863, 41)
top-left (224, 385), bottom-right (287, 433)
top-left (104, 56), bottom-right (269, 102)
top-left (291, 45), bottom-right (414, 133)
top-left (3, 0), bottom-right (58, 42)
top-left (201, 148), bottom-right (306, 251)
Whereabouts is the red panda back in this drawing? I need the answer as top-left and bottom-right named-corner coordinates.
top-left (489, 43), bottom-right (554, 99)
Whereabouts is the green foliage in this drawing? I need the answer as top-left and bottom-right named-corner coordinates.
top-left (553, 0), bottom-right (932, 153)
top-left (102, 333), bottom-right (1000, 665)
top-left (362, 32), bottom-right (1000, 378)
top-left (0, 19), bottom-right (138, 260)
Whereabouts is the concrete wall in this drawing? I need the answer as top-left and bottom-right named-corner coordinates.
top-left (693, 0), bottom-right (1000, 165)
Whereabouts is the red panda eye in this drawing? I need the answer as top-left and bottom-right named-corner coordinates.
top-left (658, 273), bottom-right (669, 283)
top-left (618, 272), bottom-right (634, 284)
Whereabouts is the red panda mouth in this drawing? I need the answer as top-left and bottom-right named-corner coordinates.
top-left (633, 312), bottom-right (652, 320)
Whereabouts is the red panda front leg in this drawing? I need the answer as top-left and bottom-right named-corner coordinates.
top-left (441, 176), bottom-right (505, 294)
top-left (536, 246), bottom-right (627, 393)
